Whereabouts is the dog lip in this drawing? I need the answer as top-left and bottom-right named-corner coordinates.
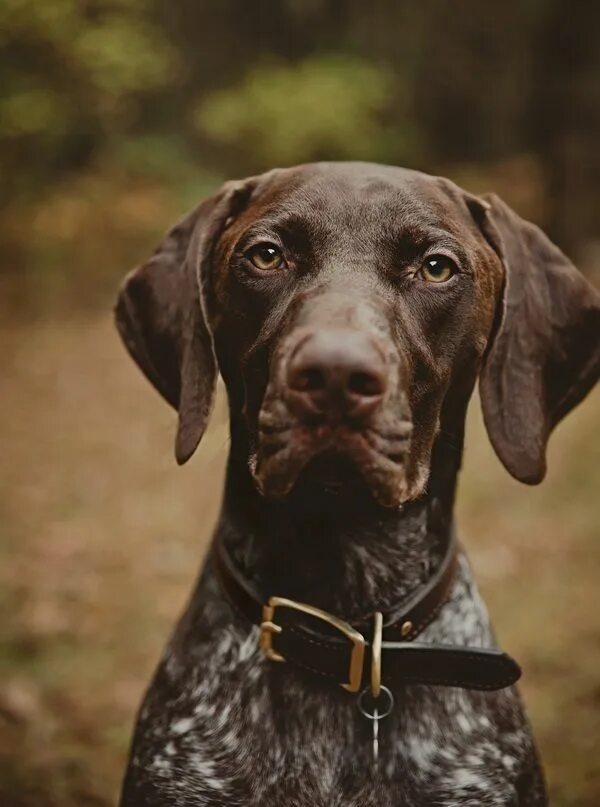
top-left (257, 419), bottom-right (411, 461)
top-left (254, 417), bottom-right (411, 506)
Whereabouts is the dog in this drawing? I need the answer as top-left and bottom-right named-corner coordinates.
top-left (115, 162), bottom-right (599, 806)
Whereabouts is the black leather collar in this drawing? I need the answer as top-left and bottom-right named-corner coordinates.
top-left (213, 533), bottom-right (521, 694)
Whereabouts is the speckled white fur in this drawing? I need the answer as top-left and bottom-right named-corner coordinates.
top-left (120, 552), bottom-right (545, 806)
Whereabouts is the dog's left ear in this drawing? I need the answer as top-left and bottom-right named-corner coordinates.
top-left (471, 193), bottom-right (600, 484)
top-left (115, 179), bottom-right (254, 464)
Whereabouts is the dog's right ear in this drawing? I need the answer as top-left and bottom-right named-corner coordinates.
top-left (114, 180), bottom-right (255, 464)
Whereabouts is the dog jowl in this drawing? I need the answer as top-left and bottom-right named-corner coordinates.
top-left (115, 163), bottom-right (599, 807)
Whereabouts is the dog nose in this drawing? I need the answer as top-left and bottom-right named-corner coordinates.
top-left (286, 330), bottom-right (387, 420)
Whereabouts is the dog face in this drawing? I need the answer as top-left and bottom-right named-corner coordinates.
top-left (115, 163), bottom-right (599, 507)
top-left (207, 165), bottom-right (502, 506)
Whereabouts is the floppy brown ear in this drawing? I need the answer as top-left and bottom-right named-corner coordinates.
top-left (475, 193), bottom-right (600, 484)
top-left (114, 180), bottom-right (253, 464)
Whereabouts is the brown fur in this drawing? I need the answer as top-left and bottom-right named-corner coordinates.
top-left (114, 163), bottom-right (599, 805)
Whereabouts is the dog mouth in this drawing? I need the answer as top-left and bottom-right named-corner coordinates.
top-left (251, 416), bottom-right (412, 508)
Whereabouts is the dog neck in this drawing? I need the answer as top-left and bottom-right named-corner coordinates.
top-left (215, 427), bottom-right (462, 620)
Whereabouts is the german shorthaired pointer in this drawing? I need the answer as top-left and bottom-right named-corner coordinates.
top-left (115, 163), bottom-right (600, 806)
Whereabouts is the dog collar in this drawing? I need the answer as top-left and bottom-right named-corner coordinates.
top-left (213, 533), bottom-right (521, 694)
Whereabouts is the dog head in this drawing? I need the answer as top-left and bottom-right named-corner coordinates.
top-left (115, 163), bottom-right (599, 507)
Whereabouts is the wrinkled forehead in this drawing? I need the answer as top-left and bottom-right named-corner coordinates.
top-left (241, 163), bottom-right (477, 249)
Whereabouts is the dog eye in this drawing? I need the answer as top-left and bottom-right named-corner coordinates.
top-left (246, 243), bottom-right (285, 272)
top-left (419, 255), bottom-right (457, 283)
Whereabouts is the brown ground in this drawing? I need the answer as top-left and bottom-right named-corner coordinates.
top-left (0, 311), bottom-right (598, 806)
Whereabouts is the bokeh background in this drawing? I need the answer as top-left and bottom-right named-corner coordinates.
top-left (1, 2), bottom-right (599, 805)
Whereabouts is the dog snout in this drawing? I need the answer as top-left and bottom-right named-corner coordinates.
top-left (286, 329), bottom-right (387, 422)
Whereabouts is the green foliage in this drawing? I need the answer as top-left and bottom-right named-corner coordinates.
top-left (196, 55), bottom-right (414, 168)
top-left (0, 0), bottom-right (598, 268)
top-left (0, 0), bottom-right (178, 200)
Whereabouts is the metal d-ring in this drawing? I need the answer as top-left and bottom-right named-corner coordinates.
top-left (357, 685), bottom-right (394, 721)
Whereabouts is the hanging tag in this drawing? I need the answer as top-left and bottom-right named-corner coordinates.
top-left (372, 705), bottom-right (380, 766)
top-left (357, 685), bottom-right (394, 770)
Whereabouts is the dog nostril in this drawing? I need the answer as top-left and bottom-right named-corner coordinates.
top-left (286, 330), bottom-right (387, 417)
top-left (347, 371), bottom-right (384, 398)
top-left (291, 366), bottom-right (326, 393)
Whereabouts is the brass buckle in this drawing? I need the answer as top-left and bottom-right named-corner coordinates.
top-left (259, 596), bottom-right (366, 693)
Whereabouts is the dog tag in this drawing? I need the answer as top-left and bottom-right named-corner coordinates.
top-left (372, 706), bottom-right (380, 766)
top-left (357, 685), bottom-right (394, 771)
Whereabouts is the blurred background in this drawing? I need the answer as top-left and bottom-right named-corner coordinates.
top-left (1, 2), bottom-right (599, 805)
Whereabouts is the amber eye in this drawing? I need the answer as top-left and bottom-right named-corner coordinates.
top-left (420, 255), bottom-right (457, 283)
top-left (246, 243), bottom-right (284, 272)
